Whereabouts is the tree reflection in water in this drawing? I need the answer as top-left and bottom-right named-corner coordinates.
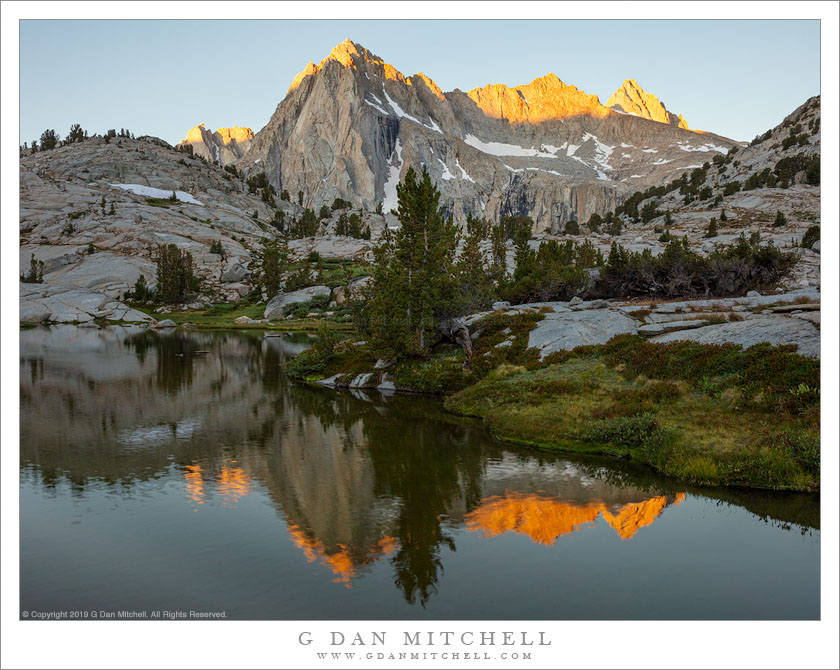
top-left (19, 327), bottom-right (820, 609)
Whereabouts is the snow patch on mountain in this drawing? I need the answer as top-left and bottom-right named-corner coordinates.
top-left (382, 140), bottom-right (403, 213)
top-left (456, 158), bottom-right (475, 183)
top-left (110, 184), bottom-right (203, 206)
top-left (465, 134), bottom-right (555, 158)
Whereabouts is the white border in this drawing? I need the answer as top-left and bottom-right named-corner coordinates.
top-left (2, 3), bottom-right (838, 669)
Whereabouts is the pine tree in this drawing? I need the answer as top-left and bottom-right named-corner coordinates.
top-left (705, 217), bottom-right (718, 238)
top-left (490, 221), bottom-right (508, 283)
top-left (248, 236), bottom-right (289, 300)
top-left (39, 129), bottom-right (59, 151)
top-left (773, 210), bottom-right (787, 227)
top-left (21, 254), bottom-right (44, 283)
top-left (365, 166), bottom-right (460, 356)
top-left (454, 215), bottom-right (495, 314)
top-left (68, 123), bottom-right (85, 143)
top-left (720, 208), bottom-right (727, 222)
top-left (156, 244), bottom-right (196, 303)
top-left (132, 274), bottom-right (149, 302)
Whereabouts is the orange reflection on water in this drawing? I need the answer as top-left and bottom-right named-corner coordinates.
top-left (183, 462), bottom-right (251, 509)
top-left (465, 492), bottom-right (684, 544)
top-left (287, 525), bottom-right (399, 588)
top-left (184, 464), bottom-right (205, 507)
top-left (216, 465), bottom-right (251, 508)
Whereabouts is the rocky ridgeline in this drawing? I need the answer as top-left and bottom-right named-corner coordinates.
top-left (533, 95), bottom-right (821, 291)
top-left (606, 79), bottom-right (689, 129)
top-left (224, 39), bottom-right (738, 232)
top-left (19, 135), bottom-right (385, 312)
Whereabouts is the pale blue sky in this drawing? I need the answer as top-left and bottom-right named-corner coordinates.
top-left (20, 20), bottom-right (820, 145)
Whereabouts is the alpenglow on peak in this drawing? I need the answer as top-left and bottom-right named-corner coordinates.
top-left (606, 79), bottom-right (689, 129)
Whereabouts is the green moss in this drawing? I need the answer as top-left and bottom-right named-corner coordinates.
top-left (445, 349), bottom-right (819, 492)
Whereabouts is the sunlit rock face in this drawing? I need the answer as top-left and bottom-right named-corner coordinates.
top-left (606, 79), bottom-right (689, 129)
top-left (235, 39), bottom-right (737, 232)
top-left (178, 124), bottom-right (254, 164)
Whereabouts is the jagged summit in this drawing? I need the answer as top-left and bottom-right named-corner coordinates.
top-left (288, 39), bottom-right (407, 92)
top-left (466, 73), bottom-right (609, 123)
top-left (607, 79), bottom-right (689, 129)
top-left (178, 124), bottom-right (254, 164)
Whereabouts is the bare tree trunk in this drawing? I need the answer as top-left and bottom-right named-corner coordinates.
top-left (439, 318), bottom-right (473, 366)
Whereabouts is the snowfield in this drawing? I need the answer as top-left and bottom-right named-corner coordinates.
top-left (382, 140), bottom-right (403, 213)
top-left (110, 184), bottom-right (203, 205)
top-left (676, 142), bottom-right (729, 154)
top-left (382, 88), bottom-right (442, 133)
top-left (465, 134), bottom-right (556, 158)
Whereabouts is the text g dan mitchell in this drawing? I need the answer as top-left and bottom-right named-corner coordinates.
top-left (298, 631), bottom-right (551, 647)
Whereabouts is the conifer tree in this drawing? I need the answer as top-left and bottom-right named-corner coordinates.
top-left (39, 129), bottom-right (59, 151)
top-left (68, 123), bottom-right (85, 143)
top-left (489, 221), bottom-right (508, 283)
top-left (364, 166), bottom-right (460, 356)
top-left (454, 215), bottom-right (495, 314)
top-left (705, 217), bottom-right (718, 238)
top-left (248, 236), bottom-right (289, 299)
top-left (156, 244), bottom-right (196, 303)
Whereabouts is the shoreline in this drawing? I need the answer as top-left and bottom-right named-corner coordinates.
top-left (287, 300), bottom-right (820, 493)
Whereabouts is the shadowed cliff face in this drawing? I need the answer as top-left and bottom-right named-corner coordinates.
top-left (228, 39), bottom-right (737, 232)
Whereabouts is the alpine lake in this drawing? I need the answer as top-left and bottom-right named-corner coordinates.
top-left (19, 326), bottom-right (820, 620)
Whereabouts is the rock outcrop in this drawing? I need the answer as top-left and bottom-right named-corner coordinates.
top-left (606, 79), bottom-right (689, 129)
top-left (20, 283), bottom-right (154, 324)
top-left (264, 285), bottom-right (332, 319)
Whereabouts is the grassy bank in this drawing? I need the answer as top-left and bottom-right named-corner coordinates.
top-left (127, 301), bottom-right (355, 332)
top-left (289, 311), bottom-right (820, 492)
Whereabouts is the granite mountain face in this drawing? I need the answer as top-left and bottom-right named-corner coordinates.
top-left (180, 124), bottom-right (254, 164)
top-left (606, 79), bottom-right (689, 129)
top-left (185, 39), bottom-right (739, 232)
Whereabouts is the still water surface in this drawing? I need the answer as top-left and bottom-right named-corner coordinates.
top-left (20, 326), bottom-right (820, 619)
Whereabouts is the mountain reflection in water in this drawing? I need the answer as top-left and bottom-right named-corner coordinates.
top-left (19, 326), bottom-right (820, 619)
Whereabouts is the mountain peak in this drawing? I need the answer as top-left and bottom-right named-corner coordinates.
top-left (606, 79), bottom-right (689, 129)
top-left (178, 124), bottom-right (253, 164)
top-left (465, 74), bottom-right (608, 124)
top-left (288, 39), bottom-right (406, 92)
top-left (215, 126), bottom-right (254, 145)
top-left (327, 38), bottom-right (364, 67)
